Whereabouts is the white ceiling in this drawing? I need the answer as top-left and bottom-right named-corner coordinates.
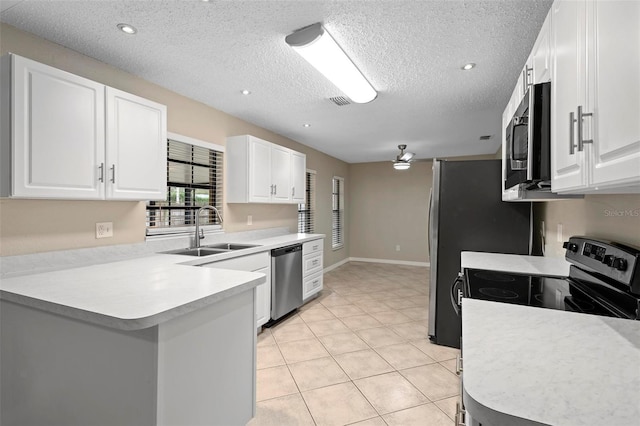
top-left (0, 0), bottom-right (553, 164)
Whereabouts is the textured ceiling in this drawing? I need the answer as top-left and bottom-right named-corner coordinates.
top-left (0, 0), bottom-right (553, 163)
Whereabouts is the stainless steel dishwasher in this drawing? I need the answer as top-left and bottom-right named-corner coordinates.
top-left (270, 244), bottom-right (303, 321)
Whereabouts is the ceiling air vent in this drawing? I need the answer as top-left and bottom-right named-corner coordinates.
top-left (479, 135), bottom-right (492, 141)
top-left (329, 96), bottom-right (351, 106)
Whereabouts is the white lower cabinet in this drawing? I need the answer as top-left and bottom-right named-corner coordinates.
top-left (302, 238), bottom-right (324, 301)
top-left (201, 252), bottom-right (271, 328)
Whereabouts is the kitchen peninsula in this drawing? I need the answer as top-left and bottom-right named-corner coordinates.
top-left (1, 254), bottom-right (265, 426)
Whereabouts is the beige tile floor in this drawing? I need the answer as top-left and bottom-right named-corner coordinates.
top-left (248, 262), bottom-right (461, 426)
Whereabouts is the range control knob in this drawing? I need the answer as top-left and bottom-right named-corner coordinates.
top-left (562, 241), bottom-right (578, 253)
top-left (612, 258), bottom-right (628, 272)
top-left (603, 255), bottom-right (615, 267)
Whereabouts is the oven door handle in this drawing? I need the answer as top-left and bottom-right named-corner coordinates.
top-left (451, 273), bottom-right (464, 315)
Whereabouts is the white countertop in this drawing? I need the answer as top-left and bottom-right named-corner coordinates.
top-left (462, 298), bottom-right (640, 426)
top-left (461, 251), bottom-right (570, 277)
top-left (0, 233), bottom-right (325, 330)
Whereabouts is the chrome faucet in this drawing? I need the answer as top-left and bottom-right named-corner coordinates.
top-left (194, 206), bottom-right (223, 248)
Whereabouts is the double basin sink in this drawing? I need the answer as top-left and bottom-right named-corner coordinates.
top-left (165, 243), bottom-right (260, 257)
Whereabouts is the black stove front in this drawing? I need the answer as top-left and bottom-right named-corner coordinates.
top-left (463, 236), bottom-right (640, 320)
top-left (463, 268), bottom-right (633, 318)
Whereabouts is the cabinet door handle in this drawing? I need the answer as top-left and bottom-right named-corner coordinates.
top-left (270, 184), bottom-right (274, 195)
top-left (577, 105), bottom-right (593, 152)
top-left (292, 187), bottom-right (295, 197)
top-left (274, 184), bottom-right (277, 195)
top-left (98, 163), bottom-right (105, 182)
top-left (569, 112), bottom-right (577, 155)
top-left (110, 164), bottom-right (116, 183)
top-left (455, 401), bottom-right (467, 426)
top-left (456, 355), bottom-right (463, 375)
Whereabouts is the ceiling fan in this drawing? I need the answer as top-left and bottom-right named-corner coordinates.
top-left (393, 144), bottom-right (415, 170)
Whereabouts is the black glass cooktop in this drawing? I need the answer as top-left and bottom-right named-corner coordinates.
top-left (464, 268), bottom-right (634, 318)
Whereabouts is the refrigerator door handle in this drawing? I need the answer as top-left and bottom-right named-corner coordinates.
top-left (427, 188), bottom-right (432, 258)
top-left (451, 273), bottom-right (464, 316)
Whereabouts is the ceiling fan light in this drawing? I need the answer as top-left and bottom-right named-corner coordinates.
top-left (285, 23), bottom-right (377, 104)
top-left (393, 161), bottom-right (411, 170)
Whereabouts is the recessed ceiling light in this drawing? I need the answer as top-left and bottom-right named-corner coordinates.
top-left (462, 63), bottom-right (476, 70)
top-left (117, 23), bottom-right (137, 35)
top-left (241, 89), bottom-right (251, 95)
top-left (303, 123), bottom-right (311, 128)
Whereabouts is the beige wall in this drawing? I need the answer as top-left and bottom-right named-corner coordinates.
top-left (0, 24), bottom-right (349, 266)
top-left (349, 161), bottom-right (431, 263)
top-left (539, 194), bottom-right (640, 257)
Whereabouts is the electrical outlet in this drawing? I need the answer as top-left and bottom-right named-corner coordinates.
top-left (96, 222), bottom-right (113, 239)
top-left (395, 245), bottom-right (400, 251)
top-left (557, 223), bottom-right (563, 242)
top-left (247, 215), bottom-right (253, 225)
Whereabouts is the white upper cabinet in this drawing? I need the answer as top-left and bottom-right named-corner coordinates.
top-left (1, 54), bottom-right (106, 199)
top-left (106, 87), bottom-right (167, 200)
top-left (226, 134), bottom-right (306, 204)
top-left (291, 151), bottom-right (306, 203)
top-left (551, 0), bottom-right (640, 193)
top-left (270, 144), bottom-right (292, 203)
top-left (0, 54), bottom-right (167, 200)
top-left (588, 1), bottom-right (640, 190)
top-left (531, 10), bottom-right (552, 85)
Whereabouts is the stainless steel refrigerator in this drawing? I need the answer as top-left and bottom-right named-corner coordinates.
top-left (428, 159), bottom-right (531, 348)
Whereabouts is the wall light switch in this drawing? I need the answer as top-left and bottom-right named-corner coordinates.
top-left (247, 215), bottom-right (253, 226)
top-left (96, 222), bottom-right (113, 239)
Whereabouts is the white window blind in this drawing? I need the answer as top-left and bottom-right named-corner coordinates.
top-left (298, 170), bottom-right (316, 233)
top-left (332, 176), bottom-right (344, 249)
top-left (146, 137), bottom-right (223, 236)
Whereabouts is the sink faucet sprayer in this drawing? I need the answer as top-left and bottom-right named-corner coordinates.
top-left (194, 206), bottom-right (223, 248)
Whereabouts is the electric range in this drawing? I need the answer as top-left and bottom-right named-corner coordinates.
top-left (462, 236), bottom-right (640, 320)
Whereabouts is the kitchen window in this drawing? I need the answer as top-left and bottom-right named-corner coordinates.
top-left (332, 176), bottom-right (344, 249)
top-left (298, 170), bottom-right (316, 233)
top-left (146, 133), bottom-right (224, 237)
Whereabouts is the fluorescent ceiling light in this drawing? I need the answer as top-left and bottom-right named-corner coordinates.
top-left (462, 62), bottom-right (476, 70)
top-left (285, 23), bottom-right (377, 104)
top-left (241, 89), bottom-right (251, 95)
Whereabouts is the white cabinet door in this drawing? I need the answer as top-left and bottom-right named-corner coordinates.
top-left (9, 55), bottom-right (105, 199)
top-left (531, 10), bottom-right (552, 84)
top-left (589, 0), bottom-right (640, 189)
top-left (106, 88), bottom-right (167, 200)
top-left (291, 151), bottom-right (306, 203)
top-left (248, 137), bottom-right (272, 202)
top-left (270, 145), bottom-right (291, 203)
top-left (551, 0), bottom-right (588, 192)
top-left (254, 266), bottom-right (271, 328)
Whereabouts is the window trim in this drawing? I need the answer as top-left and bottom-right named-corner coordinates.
top-left (332, 175), bottom-right (345, 250)
top-left (146, 132), bottom-right (225, 240)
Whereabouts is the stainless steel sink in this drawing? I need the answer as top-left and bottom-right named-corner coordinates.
top-left (204, 243), bottom-right (260, 250)
top-left (163, 247), bottom-right (231, 257)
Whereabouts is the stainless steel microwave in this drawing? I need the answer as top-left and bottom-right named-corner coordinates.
top-left (504, 82), bottom-right (551, 191)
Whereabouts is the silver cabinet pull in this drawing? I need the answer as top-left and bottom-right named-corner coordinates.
top-left (577, 105), bottom-right (593, 152)
top-left (270, 184), bottom-right (274, 195)
top-left (274, 184), bottom-right (277, 195)
top-left (98, 163), bottom-right (105, 182)
top-left (110, 164), bottom-right (116, 183)
top-left (455, 401), bottom-right (467, 426)
top-left (292, 187), bottom-right (295, 197)
top-left (569, 112), bottom-right (577, 155)
top-left (456, 355), bottom-right (463, 375)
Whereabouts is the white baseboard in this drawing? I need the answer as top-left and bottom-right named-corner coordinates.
top-left (323, 258), bottom-right (350, 273)
top-left (325, 257), bottom-right (429, 272)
